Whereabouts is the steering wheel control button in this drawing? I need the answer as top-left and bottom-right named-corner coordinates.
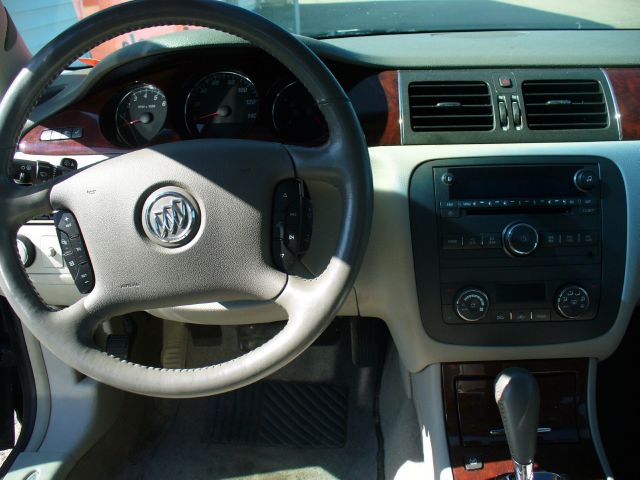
top-left (556, 285), bottom-right (590, 319)
top-left (454, 288), bottom-right (490, 322)
top-left (54, 211), bottom-right (81, 238)
top-left (16, 235), bottom-right (36, 268)
top-left (272, 179), bottom-right (313, 273)
top-left (503, 222), bottom-right (539, 257)
top-left (59, 232), bottom-right (75, 261)
top-left (70, 236), bottom-right (89, 264)
top-left (142, 187), bottom-right (200, 248)
top-left (574, 169), bottom-right (598, 192)
top-left (75, 264), bottom-right (95, 294)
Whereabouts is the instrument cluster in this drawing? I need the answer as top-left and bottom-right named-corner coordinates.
top-left (105, 69), bottom-right (329, 148)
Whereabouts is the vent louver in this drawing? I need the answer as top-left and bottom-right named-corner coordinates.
top-left (522, 80), bottom-right (608, 130)
top-left (408, 81), bottom-right (494, 132)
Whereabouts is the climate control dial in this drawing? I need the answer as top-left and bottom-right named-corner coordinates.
top-left (556, 285), bottom-right (590, 319)
top-left (454, 288), bottom-right (490, 322)
top-left (503, 222), bottom-right (539, 257)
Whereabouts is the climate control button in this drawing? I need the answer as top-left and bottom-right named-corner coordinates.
top-left (454, 288), bottom-right (490, 322)
top-left (503, 222), bottom-right (539, 256)
top-left (556, 285), bottom-right (590, 319)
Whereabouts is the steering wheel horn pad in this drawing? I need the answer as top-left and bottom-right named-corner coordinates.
top-left (0, 0), bottom-right (371, 398)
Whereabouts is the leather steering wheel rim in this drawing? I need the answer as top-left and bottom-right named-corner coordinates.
top-left (0, 0), bottom-right (372, 398)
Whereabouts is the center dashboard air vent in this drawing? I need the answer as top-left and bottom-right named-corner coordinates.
top-left (408, 81), bottom-right (494, 132)
top-left (522, 80), bottom-right (608, 130)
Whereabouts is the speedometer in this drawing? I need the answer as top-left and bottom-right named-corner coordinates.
top-left (184, 71), bottom-right (259, 138)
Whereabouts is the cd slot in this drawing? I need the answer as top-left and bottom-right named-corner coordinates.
top-left (466, 206), bottom-right (571, 215)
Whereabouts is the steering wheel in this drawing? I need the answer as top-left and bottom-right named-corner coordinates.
top-left (0, 0), bottom-right (372, 398)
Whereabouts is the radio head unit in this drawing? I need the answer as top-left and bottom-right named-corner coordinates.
top-left (409, 156), bottom-right (625, 347)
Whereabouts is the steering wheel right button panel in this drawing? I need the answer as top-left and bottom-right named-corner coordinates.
top-left (272, 179), bottom-right (313, 273)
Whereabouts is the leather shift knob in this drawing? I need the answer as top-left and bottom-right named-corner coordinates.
top-left (494, 367), bottom-right (540, 466)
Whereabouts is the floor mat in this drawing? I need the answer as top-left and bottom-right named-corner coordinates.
top-left (206, 381), bottom-right (348, 448)
top-left (70, 320), bottom-right (382, 480)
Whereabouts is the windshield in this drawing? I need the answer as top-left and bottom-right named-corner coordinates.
top-left (5, 0), bottom-right (640, 61)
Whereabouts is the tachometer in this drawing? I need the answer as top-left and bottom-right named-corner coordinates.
top-left (115, 84), bottom-right (168, 147)
top-left (185, 71), bottom-right (259, 138)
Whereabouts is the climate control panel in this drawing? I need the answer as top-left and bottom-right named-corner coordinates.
top-left (444, 282), bottom-right (597, 324)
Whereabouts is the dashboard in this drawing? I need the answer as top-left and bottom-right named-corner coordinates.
top-left (10, 29), bottom-right (640, 372)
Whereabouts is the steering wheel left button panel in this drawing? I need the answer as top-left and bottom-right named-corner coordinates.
top-left (54, 211), bottom-right (95, 294)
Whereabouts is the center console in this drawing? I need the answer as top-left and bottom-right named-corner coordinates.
top-left (409, 156), bottom-right (626, 346)
top-left (441, 359), bottom-right (604, 479)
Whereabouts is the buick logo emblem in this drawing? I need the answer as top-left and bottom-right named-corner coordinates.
top-left (142, 187), bottom-right (199, 247)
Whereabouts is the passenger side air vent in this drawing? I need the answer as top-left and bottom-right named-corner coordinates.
top-left (522, 80), bottom-right (608, 130)
top-left (408, 81), bottom-right (494, 132)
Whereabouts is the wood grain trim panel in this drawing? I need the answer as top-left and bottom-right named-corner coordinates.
top-left (348, 70), bottom-right (400, 146)
top-left (18, 68), bottom-right (401, 156)
top-left (442, 359), bottom-right (604, 480)
top-left (605, 68), bottom-right (640, 140)
top-left (19, 110), bottom-right (128, 156)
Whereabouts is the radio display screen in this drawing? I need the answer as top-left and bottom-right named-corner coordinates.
top-left (447, 166), bottom-right (584, 199)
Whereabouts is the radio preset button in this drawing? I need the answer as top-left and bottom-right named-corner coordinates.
top-left (454, 288), bottom-right (489, 322)
top-left (563, 232), bottom-right (577, 245)
top-left (541, 232), bottom-right (561, 246)
top-left (483, 233), bottom-right (501, 248)
top-left (464, 235), bottom-right (483, 249)
top-left (581, 231), bottom-right (597, 245)
top-left (443, 235), bottom-right (463, 250)
top-left (503, 222), bottom-right (539, 256)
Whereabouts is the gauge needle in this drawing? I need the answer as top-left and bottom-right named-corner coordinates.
top-left (197, 106), bottom-right (231, 120)
top-left (198, 112), bottom-right (220, 120)
top-left (125, 112), bottom-right (153, 125)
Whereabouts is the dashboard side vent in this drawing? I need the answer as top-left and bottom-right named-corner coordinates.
top-left (408, 81), bottom-right (494, 132)
top-left (522, 80), bottom-right (608, 130)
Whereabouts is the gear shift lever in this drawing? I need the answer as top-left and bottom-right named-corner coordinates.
top-left (494, 368), bottom-right (540, 480)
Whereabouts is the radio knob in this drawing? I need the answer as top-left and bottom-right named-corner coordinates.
top-left (555, 285), bottom-right (590, 319)
top-left (441, 172), bottom-right (455, 186)
top-left (454, 288), bottom-right (490, 322)
top-left (574, 169), bottom-right (598, 192)
top-left (503, 222), bottom-right (539, 257)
